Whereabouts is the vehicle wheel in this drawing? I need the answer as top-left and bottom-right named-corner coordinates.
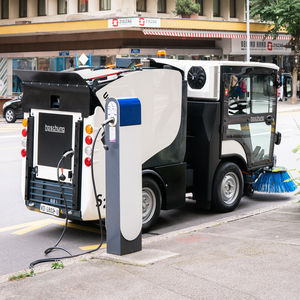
top-left (142, 177), bottom-right (161, 232)
top-left (5, 109), bottom-right (16, 123)
top-left (212, 162), bottom-right (243, 212)
top-left (244, 183), bottom-right (254, 197)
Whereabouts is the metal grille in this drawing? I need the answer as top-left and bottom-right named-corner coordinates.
top-left (29, 177), bottom-right (73, 210)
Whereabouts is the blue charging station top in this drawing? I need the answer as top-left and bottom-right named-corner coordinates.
top-left (118, 98), bottom-right (141, 126)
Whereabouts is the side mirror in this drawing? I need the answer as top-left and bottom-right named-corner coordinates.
top-left (275, 132), bottom-right (281, 145)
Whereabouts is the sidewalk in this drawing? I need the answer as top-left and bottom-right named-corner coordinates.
top-left (1, 201), bottom-right (300, 299)
top-left (277, 99), bottom-right (300, 113)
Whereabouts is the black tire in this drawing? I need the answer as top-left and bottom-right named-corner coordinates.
top-left (142, 177), bottom-right (161, 232)
top-left (244, 183), bottom-right (254, 197)
top-left (4, 108), bottom-right (16, 123)
top-left (212, 162), bottom-right (244, 213)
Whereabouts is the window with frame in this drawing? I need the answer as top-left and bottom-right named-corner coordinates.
top-left (157, 0), bottom-right (166, 13)
top-left (78, 0), bottom-right (88, 12)
top-left (19, 0), bottom-right (27, 17)
top-left (230, 0), bottom-right (236, 18)
top-left (38, 0), bottom-right (46, 16)
top-left (1, 0), bottom-right (9, 19)
top-left (213, 0), bottom-right (220, 17)
top-left (58, 0), bottom-right (67, 14)
top-left (100, 0), bottom-right (111, 10)
top-left (223, 67), bottom-right (277, 165)
top-left (225, 72), bottom-right (276, 116)
top-left (195, 0), bottom-right (203, 16)
top-left (136, 0), bottom-right (146, 12)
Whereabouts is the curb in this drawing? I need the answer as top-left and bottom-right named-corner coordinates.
top-left (0, 199), bottom-right (296, 284)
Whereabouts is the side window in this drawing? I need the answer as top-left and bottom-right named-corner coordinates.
top-left (226, 74), bottom-right (250, 115)
top-left (251, 74), bottom-right (276, 114)
top-left (226, 72), bottom-right (276, 116)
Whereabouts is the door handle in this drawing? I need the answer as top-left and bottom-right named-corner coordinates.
top-left (265, 115), bottom-right (274, 125)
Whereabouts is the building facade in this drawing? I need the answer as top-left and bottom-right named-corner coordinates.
top-left (0, 0), bottom-right (292, 97)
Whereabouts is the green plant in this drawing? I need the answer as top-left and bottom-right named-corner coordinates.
top-left (51, 261), bottom-right (64, 270)
top-left (250, 0), bottom-right (300, 104)
top-left (8, 269), bottom-right (35, 281)
top-left (174, 0), bottom-right (201, 17)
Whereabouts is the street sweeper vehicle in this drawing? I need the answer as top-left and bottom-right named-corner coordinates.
top-left (18, 58), bottom-right (288, 231)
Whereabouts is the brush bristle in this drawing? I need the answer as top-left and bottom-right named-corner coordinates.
top-left (253, 171), bottom-right (297, 193)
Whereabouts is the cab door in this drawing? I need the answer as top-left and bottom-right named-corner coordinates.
top-left (221, 66), bottom-right (278, 169)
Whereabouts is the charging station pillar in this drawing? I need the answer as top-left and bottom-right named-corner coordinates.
top-left (105, 97), bottom-right (142, 255)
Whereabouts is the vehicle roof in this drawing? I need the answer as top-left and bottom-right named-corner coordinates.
top-left (74, 67), bottom-right (125, 80)
top-left (151, 58), bottom-right (279, 71)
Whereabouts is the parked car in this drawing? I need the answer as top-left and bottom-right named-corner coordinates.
top-left (2, 94), bottom-right (23, 123)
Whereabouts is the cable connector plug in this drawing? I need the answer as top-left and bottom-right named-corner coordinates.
top-left (62, 150), bottom-right (74, 159)
top-left (102, 117), bottom-right (116, 127)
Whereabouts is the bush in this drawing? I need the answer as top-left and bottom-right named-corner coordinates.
top-left (174, 0), bottom-right (201, 17)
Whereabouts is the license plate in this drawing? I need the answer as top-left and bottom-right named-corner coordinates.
top-left (40, 204), bottom-right (59, 216)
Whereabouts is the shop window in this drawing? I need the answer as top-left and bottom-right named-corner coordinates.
top-left (37, 57), bottom-right (50, 71)
top-left (213, 0), bottom-right (220, 17)
top-left (136, 0), bottom-right (146, 12)
top-left (78, 0), bottom-right (88, 12)
top-left (58, 0), bottom-right (67, 14)
top-left (230, 0), bottom-right (236, 18)
top-left (13, 58), bottom-right (35, 93)
top-left (195, 0), bottom-right (203, 16)
top-left (38, 0), bottom-right (46, 16)
top-left (19, 0), bottom-right (27, 17)
top-left (1, 0), bottom-right (9, 19)
top-left (49, 57), bottom-right (66, 72)
top-left (100, 0), bottom-right (111, 10)
top-left (157, 0), bottom-right (166, 13)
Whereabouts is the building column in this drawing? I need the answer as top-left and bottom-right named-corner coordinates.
top-left (89, 0), bottom-right (98, 12)
top-left (48, 0), bottom-right (58, 15)
top-left (112, 0), bottom-right (135, 16)
top-left (10, 0), bottom-right (19, 19)
top-left (7, 59), bottom-right (13, 96)
top-left (203, 0), bottom-right (213, 19)
top-left (28, 0), bottom-right (38, 17)
top-left (221, 0), bottom-right (230, 19)
top-left (236, 0), bottom-right (245, 21)
top-left (147, 0), bottom-right (157, 14)
top-left (0, 58), bottom-right (8, 97)
top-left (167, 0), bottom-right (175, 14)
top-left (69, 0), bottom-right (77, 14)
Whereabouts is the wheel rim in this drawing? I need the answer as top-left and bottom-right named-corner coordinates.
top-left (220, 172), bottom-right (239, 205)
top-left (142, 187), bottom-right (156, 224)
top-left (5, 110), bottom-right (14, 122)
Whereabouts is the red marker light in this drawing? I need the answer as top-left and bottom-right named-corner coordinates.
top-left (225, 89), bottom-right (229, 96)
top-left (22, 129), bottom-right (27, 137)
top-left (85, 135), bottom-right (92, 145)
top-left (21, 149), bottom-right (26, 157)
top-left (84, 157), bottom-right (91, 167)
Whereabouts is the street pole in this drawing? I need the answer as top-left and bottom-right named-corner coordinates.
top-left (246, 0), bottom-right (250, 62)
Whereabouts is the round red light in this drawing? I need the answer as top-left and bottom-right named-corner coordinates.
top-left (22, 129), bottom-right (27, 137)
top-left (85, 135), bottom-right (93, 145)
top-left (21, 149), bottom-right (26, 157)
top-left (84, 157), bottom-right (91, 167)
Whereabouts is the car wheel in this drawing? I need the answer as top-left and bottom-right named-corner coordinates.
top-left (212, 162), bottom-right (243, 212)
top-left (142, 177), bottom-right (161, 232)
top-left (5, 108), bottom-right (16, 123)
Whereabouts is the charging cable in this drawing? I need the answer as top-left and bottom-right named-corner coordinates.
top-left (43, 150), bottom-right (74, 256)
top-left (29, 117), bottom-right (115, 269)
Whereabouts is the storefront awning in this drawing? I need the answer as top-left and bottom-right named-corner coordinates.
top-left (143, 29), bottom-right (290, 40)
